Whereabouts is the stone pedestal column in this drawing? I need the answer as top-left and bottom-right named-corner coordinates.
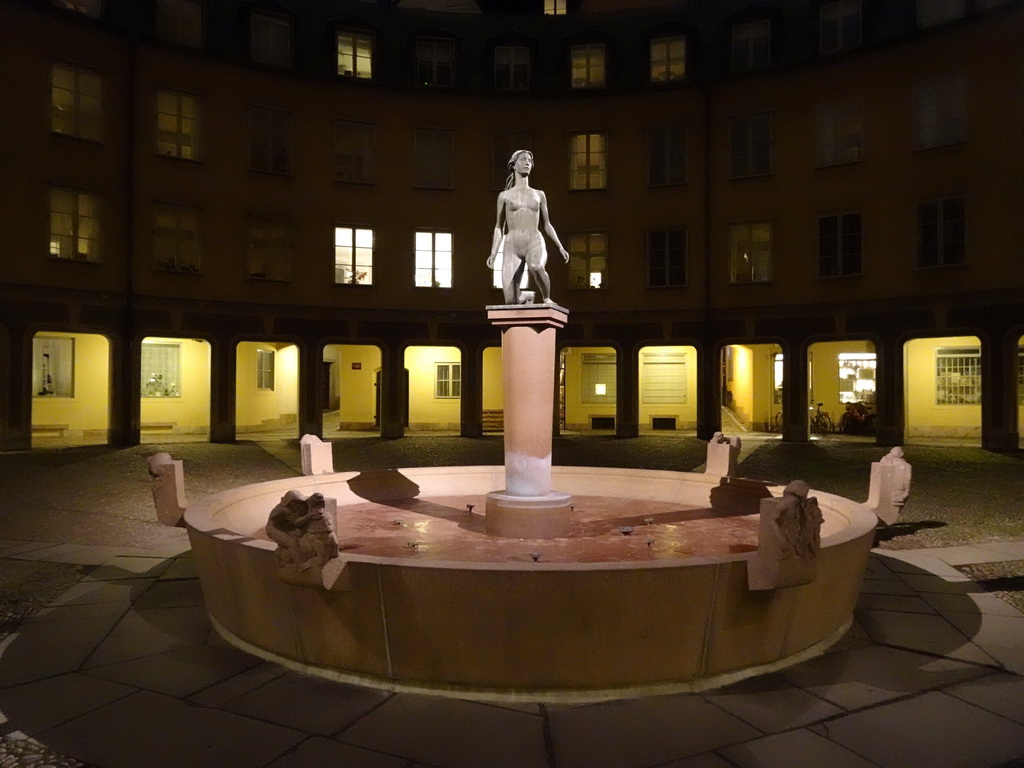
top-left (485, 304), bottom-right (571, 539)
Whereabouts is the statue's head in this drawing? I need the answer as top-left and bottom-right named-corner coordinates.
top-left (508, 149), bottom-right (534, 173)
top-left (889, 446), bottom-right (904, 460)
top-left (783, 480), bottom-right (810, 499)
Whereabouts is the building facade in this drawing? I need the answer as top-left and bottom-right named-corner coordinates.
top-left (1, 0), bottom-right (1022, 450)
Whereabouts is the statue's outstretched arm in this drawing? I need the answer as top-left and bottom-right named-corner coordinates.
top-left (539, 191), bottom-right (569, 262)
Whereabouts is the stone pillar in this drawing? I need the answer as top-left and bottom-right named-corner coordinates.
top-left (981, 333), bottom-right (1020, 451)
top-left (781, 341), bottom-right (810, 442)
top-left (695, 340), bottom-right (721, 441)
top-left (485, 305), bottom-right (571, 538)
top-left (460, 343), bottom-right (483, 438)
top-left (615, 346), bottom-right (639, 438)
top-left (379, 341), bottom-right (406, 439)
top-left (297, 341), bottom-right (323, 440)
top-left (209, 338), bottom-right (236, 443)
top-left (873, 335), bottom-right (904, 447)
top-left (0, 326), bottom-right (31, 451)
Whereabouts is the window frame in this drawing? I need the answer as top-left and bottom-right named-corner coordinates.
top-left (256, 348), bottom-right (276, 391)
top-left (581, 353), bottom-right (616, 404)
top-left (494, 45), bottom-right (530, 91)
top-left (334, 225), bottom-right (375, 286)
top-left (248, 105), bottom-right (292, 175)
top-left (153, 201), bottom-right (202, 274)
top-left (818, 212), bottom-right (862, 278)
top-left (415, 37), bottom-right (455, 87)
top-left (413, 127), bottom-right (454, 190)
top-left (48, 187), bottom-right (102, 264)
top-left (730, 18), bottom-right (770, 73)
top-left (435, 362), bottom-right (462, 399)
top-left (728, 111), bottom-right (773, 179)
top-left (156, 88), bottom-right (201, 161)
top-left (250, 10), bottom-right (293, 68)
top-left (646, 229), bottom-right (687, 288)
top-left (246, 217), bottom-right (293, 282)
top-left (414, 229), bottom-right (453, 289)
top-left (32, 336), bottom-right (75, 398)
top-left (819, 0), bottom-right (862, 55)
top-left (916, 197), bottom-right (966, 268)
top-left (649, 35), bottom-right (686, 83)
top-left (727, 220), bottom-right (772, 284)
top-left (154, 0), bottom-right (203, 48)
top-left (568, 131), bottom-right (608, 191)
top-left (815, 97), bottom-right (863, 167)
top-left (334, 119), bottom-right (375, 185)
top-left (336, 28), bottom-right (374, 79)
top-left (567, 231), bottom-right (608, 290)
top-left (50, 60), bottom-right (104, 143)
top-left (141, 341), bottom-right (183, 398)
top-left (647, 124), bottom-right (686, 187)
top-left (934, 346), bottom-right (980, 405)
top-left (913, 73), bottom-right (966, 151)
top-left (570, 42), bottom-right (606, 89)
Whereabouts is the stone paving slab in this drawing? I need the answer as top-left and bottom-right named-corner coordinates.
top-left (945, 672), bottom-right (1024, 726)
top-left (40, 690), bottom-right (306, 768)
top-left (719, 728), bottom-right (882, 768)
top-left (703, 674), bottom-right (844, 732)
top-left (264, 736), bottom-right (409, 768)
top-left (546, 695), bottom-right (761, 768)
top-left (84, 644), bottom-right (262, 698)
top-left (817, 691), bottom-right (1024, 768)
top-left (340, 694), bottom-right (550, 768)
top-left (0, 673), bottom-right (135, 737)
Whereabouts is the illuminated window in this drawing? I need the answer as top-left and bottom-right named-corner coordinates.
top-left (641, 351), bottom-right (686, 404)
top-left (153, 202), bottom-right (201, 273)
top-left (251, 11), bottom-right (292, 67)
top-left (935, 347), bottom-right (980, 405)
top-left (435, 363), bottom-right (461, 399)
top-left (568, 232), bottom-right (606, 290)
top-left (50, 62), bottom-right (103, 142)
top-left (53, 0), bottom-right (101, 16)
top-left (156, 89), bottom-right (200, 160)
top-left (728, 221), bottom-right (772, 284)
top-left (731, 19), bottom-right (770, 73)
top-left (414, 230), bottom-right (452, 288)
top-left (544, 0), bottom-right (566, 14)
top-left (337, 29), bottom-right (373, 79)
top-left (247, 218), bottom-right (292, 281)
top-left (647, 230), bottom-right (686, 287)
top-left (495, 46), bottom-right (529, 90)
top-left (33, 336), bottom-right (74, 398)
top-left (49, 188), bottom-right (101, 263)
top-left (582, 353), bottom-right (616, 403)
top-left (647, 125), bottom-right (685, 186)
top-left (650, 36), bottom-right (685, 82)
top-left (818, 213), bottom-right (862, 277)
top-left (334, 120), bottom-right (375, 184)
top-left (914, 74), bottom-right (965, 150)
top-left (571, 43), bottom-right (605, 89)
top-left (917, 198), bottom-right (965, 267)
top-left (772, 352), bottom-right (783, 405)
top-left (414, 128), bottom-right (454, 189)
top-left (248, 106), bottom-right (291, 174)
top-left (416, 38), bottom-right (454, 87)
top-left (729, 112), bottom-right (772, 178)
top-left (838, 352), bottom-right (875, 404)
top-left (155, 0), bottom-right (202, 47)
top-left (568, 132), bottom-right (607, 190)
top-left (141, 342), bottom-right (181, 398)
top-left (256, 349), bottom-right (275, 391)
top-left (917, 0), bottom-right (965, 28)
top-left (816, 98), bottom-right (862, 166)
top-left (819, 0), bottom-right (861, 54)
top-left (490, 132), bottom-right (531, 189)
top-left (334, 226), bottom-right (374, 285)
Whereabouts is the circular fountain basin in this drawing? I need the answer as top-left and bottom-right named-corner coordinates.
top-left (184, 465), bottom-right (877, 702)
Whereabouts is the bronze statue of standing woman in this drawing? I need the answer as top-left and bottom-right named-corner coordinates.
top-left (487, 150), bottom-right (569, 306)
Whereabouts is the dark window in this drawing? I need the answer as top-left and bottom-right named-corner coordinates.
top-left (818, 213), bottom-right (862, 277)
top-left (917, 198), bottom-right (965, 267)
top-left (647, 230), bottom-right (686, 287)
top-left (647, 125), bottom-right (686, 186)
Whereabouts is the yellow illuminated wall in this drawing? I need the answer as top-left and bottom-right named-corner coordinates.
top-left (31, 331), bottom-right (109, 443)
top-left (140, 336), bottom-right (210, 436)
top-left (405, 345), bottom-right (461, 431)
top-left (723, 343), bottom-right (779, 431)
top-left (235, 341), bottom-right (299, 433)
top-left (323, 344), bottom-right (381, 430)
top-left (482, 346), bottom-right (503, 410)
top-left (904, 335), bottom-right (982, 440)
top-left (562, 346), bottom-right (616, 430)
top-left (637, 345), bottom-right (698, 431)
top-left (808, 340), bottom-right (875, 429)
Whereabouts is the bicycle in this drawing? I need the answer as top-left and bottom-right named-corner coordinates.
top-left (809, 402), bottom-right (833, 435)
